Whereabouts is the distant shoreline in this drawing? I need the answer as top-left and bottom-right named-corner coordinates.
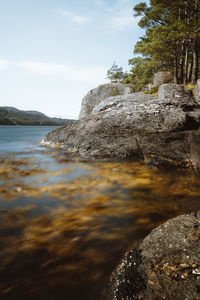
top-left (0, 106), bottom-right (75, 126)
top-left (0, 124), bottom-right (60, 126)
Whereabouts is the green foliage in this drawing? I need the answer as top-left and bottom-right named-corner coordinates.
top-left (109, 87), bottom-right (120, 97)
top-left (128, 57), bottom-right (154, 92)
top-left (0, 107), bottom-right (74, 126)
top-left (107, 0), bottom-right (200, 92)
top-left (132, 0), bottom-right (200, 84)
top-left (107, 62), bottom-right (126, 83)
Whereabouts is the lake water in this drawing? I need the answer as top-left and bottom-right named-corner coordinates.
top-left (1, 126), bottom-right (200, 299)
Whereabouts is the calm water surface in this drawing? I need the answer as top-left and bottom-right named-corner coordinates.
top-left (0, 126), bottom-right (200, 300)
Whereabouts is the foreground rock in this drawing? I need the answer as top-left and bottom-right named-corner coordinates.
top-left (41, 83), bottom-right (200, 169)
top-left (108, 213), bottom-right (200, 300)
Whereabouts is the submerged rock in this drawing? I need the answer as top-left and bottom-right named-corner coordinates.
top-left (41, 83), bottom-right (200, 169)
top-left (108, 213), bottom-right (200, 300)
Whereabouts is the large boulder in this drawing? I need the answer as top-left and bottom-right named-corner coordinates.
top-left (78, 83), bottom-right (132, 119)
top-left (194, 79), bottom-right (200, 103)
top-left (41, 83), bottom-right (200, 169)
top-left (152, 71), bottom-right (173, 87)
top-left (147, 71), bottom-right (173, 90)
top-left (108, 213), bottom-right (200, 300)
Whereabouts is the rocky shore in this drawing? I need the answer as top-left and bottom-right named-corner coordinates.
top-left (41, 81), bottom-right (200, 169)
top-left (40, 80), bottom-right (200, 298)
top-left (107, 213), bottom-right (200, 300)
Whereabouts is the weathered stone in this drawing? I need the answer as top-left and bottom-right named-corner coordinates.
top-left (194, 79), bottom-right (200, 103)
top-left (78, 83), bottom-right (132, 119)
top-left (41, 83), bottom-right (200, 169)
top-left (158, 84), bottom-right (196, 107)
top-left (152, 71), bottom-right (173, 87)
top-left (108, 213), bottom-right (200, 300)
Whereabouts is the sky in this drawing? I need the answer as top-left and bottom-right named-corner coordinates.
top-left (0, 0), bottom-right (145, 119)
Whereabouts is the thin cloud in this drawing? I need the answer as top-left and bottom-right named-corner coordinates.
top-left (19, 61), bottom-right (68, 76)
top-left (0, 59), bottom-right (12, 70)
top-left (55, 8), bottom-right (90, 25)
top-left (96, 1), bottom-right (106, 6)
top-left (19, 61), bottom-right (107, 84)
top-left (99, 0), bottom-right (140, 33)
top-left (108, 13), bottom-right (140, 32)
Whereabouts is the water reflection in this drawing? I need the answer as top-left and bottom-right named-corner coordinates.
top-left (0, 150), bottom-right (200, 299)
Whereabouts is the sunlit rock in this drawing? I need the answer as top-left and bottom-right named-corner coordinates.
top-left (78, 83), bottom-right (132, 119)
top-left (42, 83), bottom-right (200, 169)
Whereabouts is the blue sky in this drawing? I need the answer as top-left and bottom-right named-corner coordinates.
top-left (0, 0), bottom-right (145, 119)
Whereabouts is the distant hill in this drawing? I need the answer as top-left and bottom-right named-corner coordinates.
top-left (0, 107), bottom-right (75, 126)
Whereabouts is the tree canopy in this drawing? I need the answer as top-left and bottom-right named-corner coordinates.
top-left (107, 1), bottom-right (200, 91)
top-left (132, 0), bottom-right (200, 85)
top-left (106, 62), bottom-right (126, 83)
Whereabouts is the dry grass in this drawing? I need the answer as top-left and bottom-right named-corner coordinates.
top-left (185, 83), bottom-right (196, 91)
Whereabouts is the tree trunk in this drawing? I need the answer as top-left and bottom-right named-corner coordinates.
top-left (179, 39), bottom-right (185, 83)
top-left (192, 39), bottom-right (199, 83)
top-left (188, 55), bottom-right (193, 83)
top-left (184, 42), bottom-right (189, 84)
top-left (174, 45), bottom-right (179, 84)
top-left (192, 0), bottom-right (199, 83)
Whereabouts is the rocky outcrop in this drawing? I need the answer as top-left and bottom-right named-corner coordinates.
top-left (195, 79), bottom-right (200, 103)
top-left (108, 213), bottom-right (200, 300)
top-left (78, 83), bottom-right (132, 119)
top-left (41, 83), bottom-right (200, 169)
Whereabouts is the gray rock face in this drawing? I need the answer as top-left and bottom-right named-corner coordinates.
top-left (108, 213), bottom-right (200, 300)
top-left (152, 71), bottom-right (173, 87)
top-left (194, 79), bottom-right (200, 103)
top-left (78, 83), bottom-right (132, 119)
top-left (41, 83), bottom-right (200, 169)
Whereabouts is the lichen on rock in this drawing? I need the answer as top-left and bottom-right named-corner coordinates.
top-left (108, 213), bottom-right (200, 300)
top-left (79, 83), bottom-right (132, 119)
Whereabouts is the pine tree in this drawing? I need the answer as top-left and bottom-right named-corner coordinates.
top-left (132, 0), bottom-right (200, 84)
top-left (128, 57), bottom-right (154, 91)
top-left (106, 62), bottom-right (125, 83)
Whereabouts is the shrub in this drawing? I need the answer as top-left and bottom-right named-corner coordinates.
top-left (109, 87), bottom-right (120, 97)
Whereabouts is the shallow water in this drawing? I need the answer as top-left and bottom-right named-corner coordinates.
top-left (0, 126), bottom-right (200, 300)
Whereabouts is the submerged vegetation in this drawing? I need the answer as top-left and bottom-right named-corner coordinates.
top-left (1, 149), bottom-right (200, 298)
